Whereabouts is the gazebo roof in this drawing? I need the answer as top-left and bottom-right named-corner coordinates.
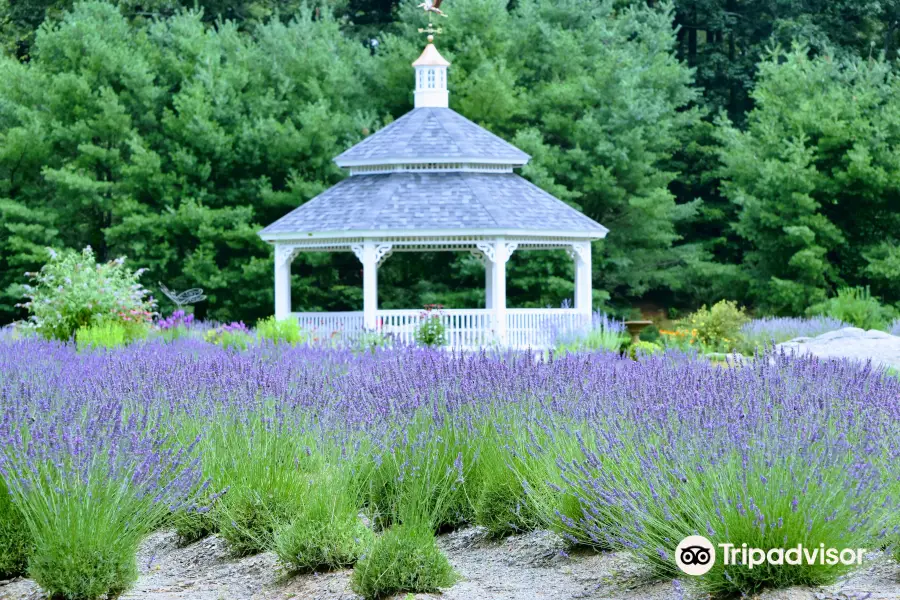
top-left (259, 38), bottom-right (608, 244)
top-left (334, 108), bottom-right (530, 167)
top-left (259, 172), bottom-right (608, 239)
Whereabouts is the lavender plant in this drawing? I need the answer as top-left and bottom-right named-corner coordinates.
top-left (0, 353), bottom-right (202, 598)
top-left (741, 316), bottom-right (850, 347)
top-left (204, 321), bottom-right (253, 350)
top-left (156, 309), bottom-right (196, 343)
top-left (556, 353), bottom-right (900, 596)
top-left (0, 338), bottom-right (896, 599)
top-left (554, 311), bottom-right (625, 354)
top-left (0, 478), bottom-right (30, 578)
top-left (274, 466), bottom-right (372, 573)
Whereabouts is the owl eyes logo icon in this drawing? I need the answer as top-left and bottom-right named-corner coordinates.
top-left (675, 536), bottom-right (716, 576)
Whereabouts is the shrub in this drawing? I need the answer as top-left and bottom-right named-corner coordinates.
top-left (199, 416), bottom-right (316, 556)
top-left (75, 320), bottom-right (149, 350)
top-left (628, 340), bottom-right (663, 359)
top-left (807, 286), bottom-right (897, 331)
top-left (204, 322), bottom-right (253, 350)
top-left (891, 319), bottom-right (900, 336)
top-left (681, 300), bottom-right (748, 351)
top-left (472, 426), bottom-right (538, 538)
top-left (474, 473), bottom-right (536, 538)
top-left (257, 316), bottom-right (307, 346)
top-left (554, 312), bottom-right (625, 354)
top-left (0, 401), bottom-right (201, 600)
top-left (414, 305), bottom-right (446, 347)
top-left (218, 489), bottom-right (296, 557)
top-left (350, 523), bottom-right (456, 599)
top-left (361, 415), bottom-right (475, 533)
top-left (0, 479), bottom-right (30, 578)
top-left (274, 469), bottom-right (371, 573)
top-left (19, 247), bottom-right (155, 341)
top-left (171, 498), bottom-right (218, 545)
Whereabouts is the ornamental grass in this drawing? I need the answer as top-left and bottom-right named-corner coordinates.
top-left (0, 339), bottom-right (897, 598)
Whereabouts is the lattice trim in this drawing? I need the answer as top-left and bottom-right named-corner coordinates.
top-left (274, 236), bottom-right (588, 259)
top-left (348, 163), bottom-right (514, 176)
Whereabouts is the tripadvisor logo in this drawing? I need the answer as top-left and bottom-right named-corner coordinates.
top-left (675, 535), bottom-right (716, 576)
top-left (674, 536), bottom-right (866, 576)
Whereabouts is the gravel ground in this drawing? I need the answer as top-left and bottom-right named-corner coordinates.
top-left (1, 528), bottom-right (897, 600)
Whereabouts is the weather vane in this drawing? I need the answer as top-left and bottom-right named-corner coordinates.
top-left (418, 22), bottom-right (444, 40)
top-left (418, 0), bottom-right (448, 18)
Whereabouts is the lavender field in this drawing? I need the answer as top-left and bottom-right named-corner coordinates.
top-left (0, 339), bottom-right (899, 599)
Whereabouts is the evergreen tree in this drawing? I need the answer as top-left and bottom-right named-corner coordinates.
top-left (717, 46), bottom-right (900, 314)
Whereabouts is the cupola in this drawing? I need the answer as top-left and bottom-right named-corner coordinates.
top-left (412, 35), bottom-right (450, 108)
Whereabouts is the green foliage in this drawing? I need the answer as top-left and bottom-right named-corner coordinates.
top-left (190, 415), bottom-right (317, 556)
top-left (807, 287), bottom-right (897, 331)
top-left (5, 447), bottom-right (190, 600)
top-left (681, 300), bottom-right (748, 351)
top-left (171, 505), bottom-right (218, 546)
top-left (274, 469), bottom-right (372, 574)
top-left (0, 2), bottom-right (373, 325)
top-left (256, 316), bottom-right (307, 346)
top-left (474, 450), bottom-right (538, 538)
top-left (75, 320), bottom-right (149, 350)
top-left (628, 340), bottom-right (663, 359)
top-left (717, 46), bottom-right (900, 314)
top-left (27, 532), bottom-right (138, 600)
top-left (354, 330), bottom-right (391, 353)
top-left (0, 479), bottom-right (30, 578)
top-left (3, 1), bottom-right (900, 322)
top-left (414, 308), bottom-right (446, 348)
top-left (350, 523), bottom-right (456, 600)
top-left (204, 326), bottom-right (254, 351)
top-left (360, 416), bottom-right (475, 532)
top-left (218, 489), bottom-right (295, 557)
top-left (20, 247), bottom-right (154, 340)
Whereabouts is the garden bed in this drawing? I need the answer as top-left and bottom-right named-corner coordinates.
top-left (0, 341), bottom-right (898, 600)
top-left (2, 527), bottom-right (897, 600)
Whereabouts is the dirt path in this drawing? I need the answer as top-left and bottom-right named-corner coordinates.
top-left (1, 528), bottom-right (897, 600)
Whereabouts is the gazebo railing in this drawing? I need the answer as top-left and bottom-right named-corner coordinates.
top-left (290, 308), bottom-right (589, 349)
top-left (293, 311), bottom-right (366, 345)
top-left (378, 309), bottom-right (495, 348)
top-left (507, 308), bottom-right (589, 349)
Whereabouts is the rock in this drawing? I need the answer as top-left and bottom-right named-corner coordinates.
top-left (777, 327), bottom-right (900, 371)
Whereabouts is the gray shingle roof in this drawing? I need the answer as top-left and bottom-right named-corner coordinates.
top-left (259, 173), bottom-right (607, 237)
top-left (334, 108), bottom-right (530, 166)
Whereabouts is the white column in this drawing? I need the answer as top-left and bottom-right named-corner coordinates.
top-left (353, 242), bottom-right (393, 331)
top-left (362, 242), bottom-right (378, 330)
top-left (485, 260), bottom-right (494, 309)
top-left (274, 245), bottom-right (293, 320)
top-left (479, 240), bottom-right (516, 345)
top-left (572, 241), bottom-right (592, 315)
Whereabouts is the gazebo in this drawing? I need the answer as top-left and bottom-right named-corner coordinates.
top-left (258, 37), bottom-right (608, 348)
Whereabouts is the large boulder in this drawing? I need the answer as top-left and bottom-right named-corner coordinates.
top-left (777, 327), bottom-right (900, 371)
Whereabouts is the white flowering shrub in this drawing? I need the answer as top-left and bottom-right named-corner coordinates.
top-left (19, 247), bottom-right (155, 341)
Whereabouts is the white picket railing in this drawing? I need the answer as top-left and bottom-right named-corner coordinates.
top-left (377, 309), bottom-right (495, 348)
top-left (291, 308), bottom-right (590, 349)
top-left (292, 312), bottom-right (366, 345)
top-left (506, 309), bottom-right (589, 349)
